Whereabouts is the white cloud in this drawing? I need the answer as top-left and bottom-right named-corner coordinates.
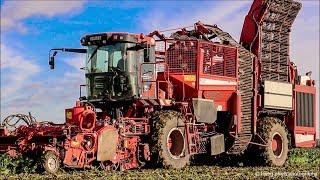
top-left (64, 54), bottom-right (85, 71)
top-left (0, 0), bottom-right (87, 121)
top-left (0, 51), bottom-right (86, 123)
top-left (0, 44), bottom-right (41, 98)
top-left (1, 0), bottom-right (86, 33)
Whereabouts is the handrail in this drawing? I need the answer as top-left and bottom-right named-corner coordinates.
top-left (140, 61), bottom-right (170, 99)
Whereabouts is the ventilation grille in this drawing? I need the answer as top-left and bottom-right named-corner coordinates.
top-left (202, 43), bottom-right (237, 78)
top-left (167, 41), bottom-right (197, 74)
top-left (296, 92), bottom-right (314, 127)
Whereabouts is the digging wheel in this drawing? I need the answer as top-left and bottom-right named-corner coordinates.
top-left (151, 110), bottom-right (190, 169)
top-left (42, 151), bottom-right (60, 174)
top-left (256, 117), bottom-right (289, 166)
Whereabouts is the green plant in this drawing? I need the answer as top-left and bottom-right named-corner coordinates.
top-left (287, 148), bottom-right (320, 167)
top-left (0, 154), bottom-right (15, 174)
top-left (0, 154), bottom-right (37, 175)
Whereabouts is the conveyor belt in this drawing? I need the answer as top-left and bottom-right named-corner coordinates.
top-left (259, 0), bottom-right (301, 82)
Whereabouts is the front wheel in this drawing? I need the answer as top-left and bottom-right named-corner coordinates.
top-left (42, 151), bottom-right (60, 174)
top-left (151, 111), bottom-right (190, 169)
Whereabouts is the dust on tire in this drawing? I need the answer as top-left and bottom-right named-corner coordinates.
top-left (255, 117), bottom-right (289, 166)
top-left (151, 110), bottom-right (190, 169)
top-left (42, 151), bottom-right (60, 174)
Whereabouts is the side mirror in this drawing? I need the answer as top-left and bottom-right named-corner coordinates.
top-left (49, 51), bottom-right (57, 69)
top-left (49, 56), bottom-right (55, 69)
top-left (48, 48), bottom-right (86, 70)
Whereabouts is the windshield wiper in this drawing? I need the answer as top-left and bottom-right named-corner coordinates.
top-left (87, 46), bottom-right (101, 64)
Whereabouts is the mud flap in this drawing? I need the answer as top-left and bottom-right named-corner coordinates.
top-left (97, 128), bottom-right (118, 161)
top-left (210, 134), bottom-right (225, 155)
top-left (192, 98), bottom-right (217, 124)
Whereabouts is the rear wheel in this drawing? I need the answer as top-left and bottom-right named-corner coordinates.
top-left (152, 110), bottom-right (190, 169)
top-left (42, 151), bottom-right (60, 174)
top-left (256, 117), bottom-right (289, 166)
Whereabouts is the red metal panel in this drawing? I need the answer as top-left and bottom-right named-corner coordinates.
top-left (293, 85), bottom-right (317, 147)
top-left (295, 85), bottom-right (316, 94)
top-left (295, 140), bottom-right (316, 148)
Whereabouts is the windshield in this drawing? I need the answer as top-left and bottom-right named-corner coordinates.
top-left (86, 43), bottom-right (134, 73)
top-left (84, 42), bottom-right (157, 101)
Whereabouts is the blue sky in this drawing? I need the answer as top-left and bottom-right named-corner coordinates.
top-left (1, 0), bottom-right (319, 135)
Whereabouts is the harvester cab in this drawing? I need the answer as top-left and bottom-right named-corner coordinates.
top-left (80, 33), bottom-right (156, 103)
top-left (49, 33), bottom-right (156, 106)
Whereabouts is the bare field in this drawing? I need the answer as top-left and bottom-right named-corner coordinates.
top-left (1, 148), bottom-right (319, 180)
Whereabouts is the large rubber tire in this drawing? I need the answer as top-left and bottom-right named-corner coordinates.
top-left (42, 151), bottom-right (60, 174)
top-left (256, 117), bottom-right (289, 166)
top-left (151, 110), bottom-right (190, 169)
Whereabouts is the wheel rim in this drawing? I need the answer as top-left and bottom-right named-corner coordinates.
top-left (47, 156), bottom-right (58, 172)
top-left (166, 128), bottom-right (185, 159)
top-left (271, 132), bottom-right (283, 157)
